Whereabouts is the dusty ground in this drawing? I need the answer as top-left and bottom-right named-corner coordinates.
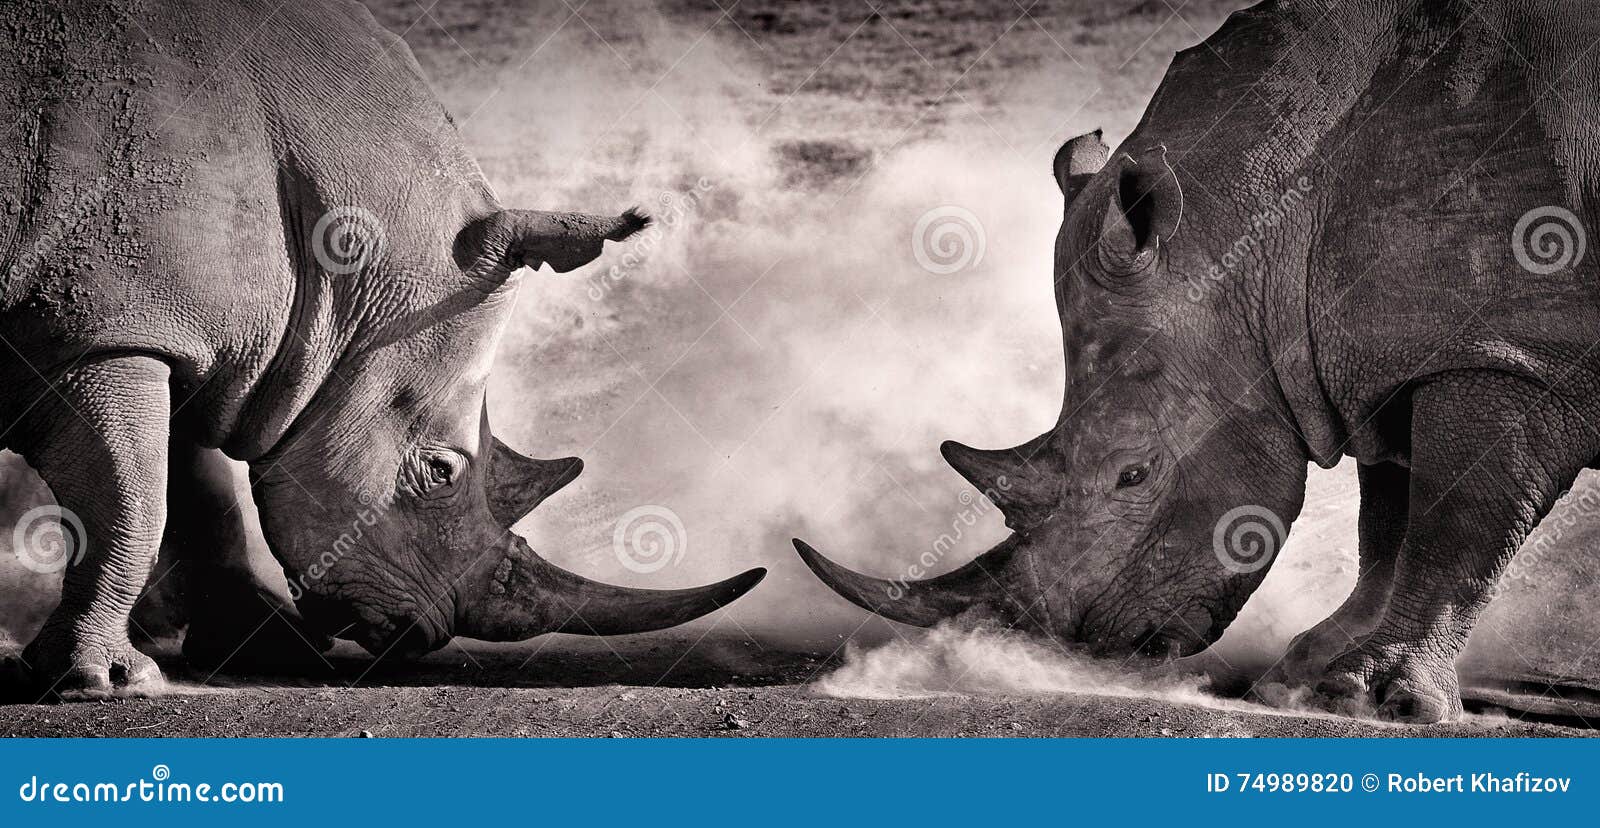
top-left (1, 634), bottom-right (1597, 737)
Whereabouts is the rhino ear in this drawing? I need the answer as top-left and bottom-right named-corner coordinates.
top-left (1053, 129), bottom-right (1109, 206)
top-left (1096, 150), bottom-right (1181, 275)
top-left (457, 208), bottom-right (650, 277)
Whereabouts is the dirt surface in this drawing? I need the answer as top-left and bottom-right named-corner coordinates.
top-left (1, 635), bottom-right (1596, 737)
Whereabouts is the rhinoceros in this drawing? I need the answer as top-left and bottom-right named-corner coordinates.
top-left (795, 0), bottom-right (1600, 722)
top-left (0, 0), bottom-right (764, 699)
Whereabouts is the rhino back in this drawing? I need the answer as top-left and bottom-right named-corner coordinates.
top-left (0, 0), bottom-right (492, 451)
top-left (1307, 0), bottom-right (1600, 461)
top-left (1127, 0), bottom-right (1600, 463)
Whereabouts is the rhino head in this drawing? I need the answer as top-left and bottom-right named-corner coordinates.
top-left (250, 205), bottom-right (763, 658)
top-left (795, 130), bottom-right (1313, 658)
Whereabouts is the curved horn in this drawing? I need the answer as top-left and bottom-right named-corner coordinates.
top-left (486, 437), bottom-right (583, 527)
top-left (458, 536), bottom-right (766, 641)
top-left (792, 537), bottom-right (1021, 627)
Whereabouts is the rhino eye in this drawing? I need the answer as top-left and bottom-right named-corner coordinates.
top-left (1116, 464), bottom-right (1149, 488)
top-left (410, 449), bottom-right (468, 500)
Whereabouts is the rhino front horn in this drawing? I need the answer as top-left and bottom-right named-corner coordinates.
top-left (791, 537), bottom-right (1020, 627)
top-left (457, 536), bottom-right (766, 641)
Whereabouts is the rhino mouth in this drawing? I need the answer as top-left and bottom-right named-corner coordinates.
top-left (294, 591), bottom-right (449, 659)
top-left (1076, 592), bottom-right (1222, 659)
top-left (365, 621), bottom-right (442, 660)
top-left (795, 531), bottom-right (1229, 660)
top-left (293, 591), bottom-right (360, 640)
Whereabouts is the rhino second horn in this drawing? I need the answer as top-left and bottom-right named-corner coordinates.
top-left (940, 440), bottom-right (1027, 496)
top-left (940, 437), bottom-right (1056, 527)
top-left (486, 437), bottom-right (583, 528)
top-left (791, 537), bottom-right (1019, 627)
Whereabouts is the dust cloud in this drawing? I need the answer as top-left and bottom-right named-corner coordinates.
top-left (816, 621), bottom-right (1220, 702)
top-left (456, 6), bottom-right (1072, 644)
top-left (813, 619), bottom-right (1359, 722)
top-left (451, 3), bottom-right (1368, 667)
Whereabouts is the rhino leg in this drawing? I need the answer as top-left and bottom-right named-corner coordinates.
top-left (17, 356), bottom-right (173, 701)
top-left (1315, 372), bottom-right (1594, 723)
top-left (169, 441), bottom-right (332, 675)
top-left (126, 436), bottom-right (215, 641)
top-left (1271, 462), bottom-right (1406, 686)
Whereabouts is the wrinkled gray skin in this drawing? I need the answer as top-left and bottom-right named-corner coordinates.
top-left (1, 0), bottom-right (763, 699)
top-left (796, 0), bottom-right (1600, 723)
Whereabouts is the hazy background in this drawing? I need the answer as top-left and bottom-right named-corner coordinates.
top-left (3, 0), bottom-right (1596, 688)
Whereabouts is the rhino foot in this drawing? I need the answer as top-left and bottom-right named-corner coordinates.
top-left (1314, 639), bottom-right (1462, 724)
top-left (182, 577), bottom-right (332, 676)
top-left (1264, 621), bottom-right (1362, 687)
top-left (20, 634), bottom-right (165, 702)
